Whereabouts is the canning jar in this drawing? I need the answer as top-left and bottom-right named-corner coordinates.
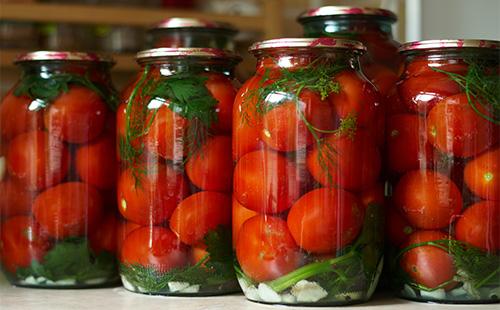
top-left (387, 40), bottom-right (500, 303)
top-left (117, 47), bottom-right (240, 296)
top-left (0, 51), bottom-right (119, 288)
top-left (233, 38), bottom-right (384, 305)
top-left (298, 6), bottom-right (401, 99)
top-left (146, 18), bottom-right (238, 50)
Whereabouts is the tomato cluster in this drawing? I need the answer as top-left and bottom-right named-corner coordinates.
top-left (0, 70), bottom-right (118, 280)
top-left (117, 69), bottom-right (237, 285)
top-left (387, 57), bottom-right (500, 292)
top-left (233, 56), bottom-right (384, 283)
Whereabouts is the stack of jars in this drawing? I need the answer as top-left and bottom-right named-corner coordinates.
top-left (0, 7), bottom-right (498, 307)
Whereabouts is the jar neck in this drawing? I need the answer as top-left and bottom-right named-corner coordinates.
top-left (139, 58), bottom-right (237, 77)
top-left (301, 16), bottom-right (394, 39)
top-left (18, 61), bottom-right (112, 80)
top-left (403, 48), bottom-right (500, 65)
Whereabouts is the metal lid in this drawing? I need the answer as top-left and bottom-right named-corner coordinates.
top-left (399, 39), bottom-right (500, 53)
top-left (136, 47), bottom-right (241, 63)
top-left (298, 6), bottom-right (397, 22)
top-left (249, 38), bottom-right (366, 53)
top-left (15, 51), bottom-right (114, 64)
top-left (151, 17), bottom-right (237, 33)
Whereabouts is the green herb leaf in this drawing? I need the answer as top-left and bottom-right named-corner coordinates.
top-left (16, 237), bottom-right (117, 283)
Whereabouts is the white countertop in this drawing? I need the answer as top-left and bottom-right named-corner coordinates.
top-left (0, 274), bottom-right (497, 310)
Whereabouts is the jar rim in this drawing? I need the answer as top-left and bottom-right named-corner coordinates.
top-left (249, 38), bottom-right (366, 53)
top-left (136, 47), bottom-right (241, 63)
top-left (298, 6), bottom-right (397, 22)
top-left (399, 39), bottom-right (500, 53)
top-left (15, 51), bottom-right (114, 64)
top-left (150, 17), bottom-right (238, 34)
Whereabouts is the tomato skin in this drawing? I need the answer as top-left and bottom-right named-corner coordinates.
top-left (232, 197), bottom-right (257, 248)
top-left (427, 93), bottom-right (498, 158)
top-left (191, 244), bottom-right (208, 266)
top-left (118, 163), bottom-right (189, 225)
top-left (32, 182), bottom-right (103, 239)
top-left (329, 70), bottom-right (379, 127)
top-left (185, 135), bottom-right (232, 192)
top-left (0, 92), bottom-right (43, 141)
top-left (205, 73), bottom-right (236, 133)
top-left (233, 149), bottom-right (304, 214)
top-left (287, 188), bottom-right (364, 254)
top-left (386, 207), bottom-right (414, 246)
top-left (360, 183), bottom-right (385, 208)
top-left (89, 213), bottom-right (118, 254)
top-left (44, 86), bottom-right (107, 144)
top-left (0, 216), bottom-right (51, 273)
top-left (400, 230), bottom-right (456, 290)
top-left (0, 180), bottom-right (35, 218)
top-left (385, 87), bottom-right (408, 116)
top-left (76, 135), bottom-right (117, 190)
top-left (117, 221), bottom-right (141, 255)
top-left (169, 191), bottom-right (231, 245)
top-left (387, 114), bottom-right (433, 174)
top-left (455, 201), bottom-right (500, 251)
top-left (464, 148), bottom-right (500, 200)
top-left (145, 105), bottom-right (187, 162)
top-left (7, 130), bottom-right (70, 191)
top-left (363, 63), bottom-right (399, 97)
top-left (393, 170), bottom-right (462, 229)
top-left (307, 130), bottom-right (381, 191)
top-left (301, 89), bottom-right (337, 131)
top-left (121, 226), bottom-right (189, 273)
top-left (236, 215), bottom-right (302, 282)
top-left (233, 76), bottom-right (264, 160)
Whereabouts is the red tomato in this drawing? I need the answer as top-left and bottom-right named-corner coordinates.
top-left (170, 191), bottom-right (231, 245)
top-left (89, 213), bottom-right (118, 254)
top-left (118, 163), bottom-right (189, 225)
top-left (32, 182), bottom-right (103, 239)
top-left (233, 76), bottom-right (264, 160)
top-left (233, 149), bottom-right (304, 214)
top-left (232, 197), bottom-right (257, 248)
top-left (191, 244), bottom-right (208, 266)
top-left (0, 216), bottom-right (51, 273)
top-left (287, 188), bottom-right (364, 254)
top-left (301, 89), bottom-right (337, 131)
top-left (0, 180), bottom-right (35, 218)
top-left (405, 60), bottom-right (468, 77)
top-left (400, 230), bottom-right (456, 290)
top-left (398, 70), bottom-right (462, 114)
top-left (44, 86), bottom-right (107, 144)
top-left (121, 226), bottom-right (189, 273)
top-left (385, 87), bottom-right (408, 116)
top-left (464, 148), bottom-right (500, 200)
top-left (76, 135), bottom-right (117, 190)
top-left (360, 183), bottom-right (385, 208)
top-left (236, 215), bottom-right (302, 282)
top-left (7, 130), bottom-right (70, 190)
top-left (387, 114), bottom-right (433, 174)
top-left (393, 170), bottom-right (462, 229)
top-left (455, 201), bottom-right (500, 251)
top-left (145, 105), bottom-right (187, 162)
top-left (363, 63), bottom-right (399, 97)
top-left (185, 135), bottom-right (232, 192)
top-left (307, 130), bottom-right (381, 191)
top-left (117, 221), bottom-right (141, 254)
top-left (204, 73), bottom-right (236, 133)
top-left (329, 70), bottom-right (379, 127)
top-left (0, 92), bottom-right (43, 141)
top-left (386, 207), bottom-right (414, 246)
top-left (427, 93), bottom-right (498, 158)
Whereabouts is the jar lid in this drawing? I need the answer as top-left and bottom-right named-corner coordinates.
top-left (14, 51), bottom-right (114, 64)
top-left (298, 6), bottom-right (397, 22)
top-left (136, 47), bottom-right (241, 63)
top-left (399, 39), bottom-right (500, 52)
top-left (151, 17), bottom-right (237, 33)
top-left (249, 38), bottom-right (366, 53)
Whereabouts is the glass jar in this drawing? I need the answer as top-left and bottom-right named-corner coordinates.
top-left (0, 51), bottom-right (119, 288)
top-left (117, 47), bottom-right (241, 296)
top-left (146, 18), bottom-right (238, 50)
top-left (388, 40), bottom-right (500, 303)
top-left (298, 6), bottom-right (401, 99)
top-left (233, 38), bottom-right (384, 305)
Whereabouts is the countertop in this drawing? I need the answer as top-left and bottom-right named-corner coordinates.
top-left (0, 274), bottom-right (497, 310)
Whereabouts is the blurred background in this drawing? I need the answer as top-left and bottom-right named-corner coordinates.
top-left (0, 0), bottom-right (499, 94)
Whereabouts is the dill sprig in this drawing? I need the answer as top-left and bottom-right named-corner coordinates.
top-left (432, 60), bottom-right (500, 124)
